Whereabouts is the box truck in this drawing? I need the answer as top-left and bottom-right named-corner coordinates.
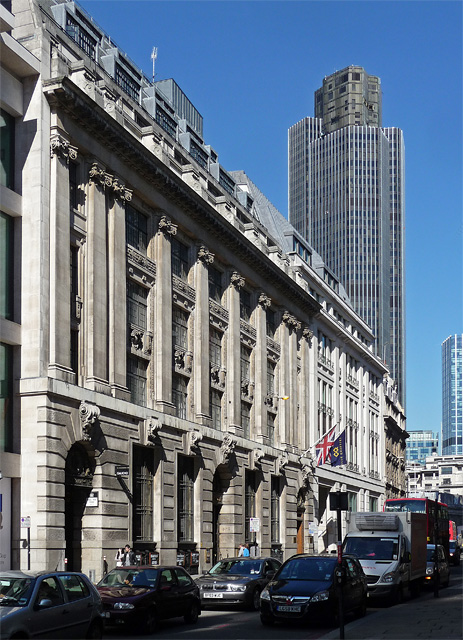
top-left (343, 512), bottom-right (427, 603)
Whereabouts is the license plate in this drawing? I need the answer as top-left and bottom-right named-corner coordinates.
top-left (204, 592), bottom-right (223, 598)
top-left (276, 605), bottom-right (301, 612)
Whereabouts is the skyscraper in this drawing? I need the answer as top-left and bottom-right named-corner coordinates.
top-left (442, 334), bottom-right (463, 455)
top-left (289, 65), bottom-right (405, 405)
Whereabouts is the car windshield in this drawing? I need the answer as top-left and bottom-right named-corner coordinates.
top-left (343, 537), bottom-right (398, 560)
top-left (278, 557), bottom-right (336, 581)
top-left (426, 548), bottom-right (439, 562)
top-left (209, 560), bottom-right (262, 576)
top-left (98, 569), bottom-right (159, 588)
top-left (0, 576), bottom-right (34, 606)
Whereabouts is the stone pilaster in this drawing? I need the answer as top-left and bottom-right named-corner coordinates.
top-left (299, 326), bottom-right (313, 451)
top-left (107, 176), bottom-right (132, 400)
top-left (154, 215), bottom-right (177, 412)
top-left (85, 162), bottom-right (110, 391)
top-left (194, 246), bottom-right (214, 423)
top-left (254, 293), bottom-right (271, 443)
top-left (279, 311), bottom-right (300, 446)
top-left (226, 272), bottom-right (245, 434)
top-left (48, 133), bottom-right (76, 381)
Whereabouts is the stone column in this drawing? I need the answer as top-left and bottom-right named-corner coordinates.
top-left (226, 272), bottom-right (244, 434)
top-left (85, 162), bottom-right (110, 392)
top-left (107, 176), bottom-right (132, 399)
top-left (299, 326), bottom-right (313, 451)
top-left (194, 246), bottom-right (214, 424)
top-left (154, 214), bottom-right (177, 412)
top-left (279, 311), bottom-right (300, 447)
top-left (254, 293), bottom-right (271, 443)
top-left (48, 134), bottom-right (77, 381)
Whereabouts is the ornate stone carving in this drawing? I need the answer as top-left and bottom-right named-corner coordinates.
top-left (282, 311), bottom-right (301, 332)
top-left (258, 293), bottom-right (272, 309)
top-left (249, 448), bottom-right (265, 470)
top-left (146, 416), bottom-right (162, 444)
top-left (230, 271), bottom-right (245, 289)
top-left (158, 215), bottom-right (177, 236)
top-left (300, 454), bottom-right (315, 487)
top-left (302, 326), bottom-right (314, 344)
top-left (185, 429), bottom-right (203, 456)
top-left (276, 454), bottom-right (289, 475)
top-left (175, 349), bottom-right (193, 374)
top-left (50, 134), bottom-right (78, 163)
top-left (220, 433), bottom-right (236, 464)
top-left (89, 162), bottom-right (106, 186)
top-left (79, 401), bottom-right (100, 440)
top-left (241, 379), bottom-right (254, 401)
top-left (103, 174), bottom-right (132, 201)
top-left (197, 246), bottom-right (215, 265)
top-left (211, 365), bottom-right (226, 389)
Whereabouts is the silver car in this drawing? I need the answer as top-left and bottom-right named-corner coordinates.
top-left (196, 557), bottom-right (281, 610)
top-left (0, 570), bottom-right (103, 639)
top-left (424, 544), bottom-right (450, 588)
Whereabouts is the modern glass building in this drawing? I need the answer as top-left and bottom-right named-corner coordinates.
top-left (288, 65), bottom-right (405, 406)
top-left (405, 430), bottom-right (439, 464)
top-left (442, 334), bottom-right (463, 455)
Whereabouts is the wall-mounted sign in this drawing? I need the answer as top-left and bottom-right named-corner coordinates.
top-left (86, 491), bottom-right (98, 507)
top-left (21, 516), bottom-right (31, 528)
top-left (115, 466), bottom-right (129, 477)
top-left (250, 517), bottom-right (260, 532)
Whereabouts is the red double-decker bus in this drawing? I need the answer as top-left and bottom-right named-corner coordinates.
top-left (383, 498), bottom-right (449, 556)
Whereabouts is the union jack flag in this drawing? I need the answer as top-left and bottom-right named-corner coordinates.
top-left (315, 425), bottom-right (337, 466)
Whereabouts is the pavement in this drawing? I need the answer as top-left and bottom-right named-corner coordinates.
top-left (321, 567), bottom-right (463, 640)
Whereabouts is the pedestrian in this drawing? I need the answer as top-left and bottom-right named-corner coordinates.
top-left (238, 543), bottom-right (249, 557)
top-left (122, 544), bottom-right (136, 566)
top-left (242, 543), bottom-right (250, 557)
top-left (115, 548), bottom-right (124, 567)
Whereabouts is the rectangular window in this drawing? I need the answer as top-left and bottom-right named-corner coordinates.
top-left (348, 492), bottom-right (357, 512)
top-left (369, 497), bottom-right (378, 512)
top-left (208, 266), bottom-right (223, 303)
top-left (127, 281), bottom-right (148, 329)
top-left (209, 328), bottom-right (222, 367)
top-left (178, 456), bottom-right (195, 542)
top-left (126, 205), bottom-right (147, 255)
top-left (0, 213), bottom-right (13, 320)
top-left (267, 360), bottom-right (275, 397)
top-left (172, 307), bottom-right (188, 350)
top-left (0, 342), bottom-right (13, 452)
top-left (266, 309), bottom-right (276, 338)
top-left (267, 412), bottom-right (275, 445)
top-left (65, 13), bottom-right (97, 59)
top-left (127, 355), bottom-right (147, 406)
top-left (172, 374), bottom-right (187, 419)
top-left (70, 245), bottom-right (80, 376)
top-left (210, 389), bottom-right (222, 430)
top-left (271, 477), bottom-right (280, 543)
top-left (244, 471), bottom-right (256, 543)
top-left (69, 161), bottom-right (78, 210)
top-left (240, 345), bottom-right (251, 381)
top-left (0, 109), bottom-right (14, 190)
top-left (133, 445), bottom-right (154, 542)
top-left (171, 238), bottom-right (189, 280)
top-left (115, 64), bottom-right (140, 102)
top-left (240, 290), bottom-right (251, 322)
top-left (241, 402), bottom-right (250, 439)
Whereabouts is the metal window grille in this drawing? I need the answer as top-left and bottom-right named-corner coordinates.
top-left (133, 446), bottom-right (154, 542)
top-left (178, 456), bottom-right (194, 541)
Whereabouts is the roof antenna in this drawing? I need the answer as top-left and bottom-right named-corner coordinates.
top-left (151, 47), bottom-right (158, 83)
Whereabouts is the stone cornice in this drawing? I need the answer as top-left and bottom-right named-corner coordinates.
top-left (43, 77), bottom-right (320, 316)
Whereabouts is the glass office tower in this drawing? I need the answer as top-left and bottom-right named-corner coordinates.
top-left (289, 66), bottom-right (405, 406)
top-left (442, 334), bottom-right (463, 454)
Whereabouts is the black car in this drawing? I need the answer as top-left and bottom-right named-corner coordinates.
top-left (260, 554), bottom-right (367, 627)
top-left (449, 541), bottom-right (461, 566)
top-left (196, 557), bottom-right (281, 610)
top-left (96, 566), bottom-right (200, 633)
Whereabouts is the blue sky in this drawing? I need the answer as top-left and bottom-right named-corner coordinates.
top-left (80, 0), bottom-right (462, 434)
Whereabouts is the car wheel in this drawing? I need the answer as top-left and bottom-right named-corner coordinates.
top-left (260, 614), bottom-right (275, 626)
top-left (145, 607), bottom-right (157, 634)
top-left (86, 620), bottom-right (103, 639)
top-left (184, 601), bottom-right (200, 624)
top-left (251, 588), bottom-right (261, 611)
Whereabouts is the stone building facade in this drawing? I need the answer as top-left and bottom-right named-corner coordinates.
top-left (1, 0), bottom-right (388, 579)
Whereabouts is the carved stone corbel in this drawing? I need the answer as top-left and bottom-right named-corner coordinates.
top-left (88, 162), bottom-right (106, 187)
top-left (258, 293), bottom-right (271, 309)
top-left (197, 246), bottom-right (215, 265)
top-left (230, 271), bottom-right (245, 289)
top-left (184, 429), bottom-right (203, 456)
top-left (249, 448), bottom-right (265, 470)
top-left (79, 401), bottom-right (100, 441)
top-left (276, 453), bottom-right (289, 476)
top-left (158, 215), bottom-right (177, 236)
top-left (50, 134), bottom-right (78, 163)
top-left (302, 326), bottom-right (314, 345)
top-left (218, 434), bottom-right (237, 465)
top-left (146, 416), bottom-right (162, 445)
top-left (299, 454), bottom-right (315, 487)
top-left (282, 311), bottom-right (301, 332)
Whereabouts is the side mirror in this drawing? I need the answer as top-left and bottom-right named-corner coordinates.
top-left (265, 571), bottom-right (275, 579)
top-left (37, 598), bottom-right (53, 609)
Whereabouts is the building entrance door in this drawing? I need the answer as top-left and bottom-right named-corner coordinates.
top-left (64, 443), bottom-right (95, 572)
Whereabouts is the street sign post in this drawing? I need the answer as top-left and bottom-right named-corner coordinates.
top-left (21, 516), bottom-right (31, 570)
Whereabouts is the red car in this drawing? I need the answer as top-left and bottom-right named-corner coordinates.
top-left (97, 566), bottom-right (200, 633)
